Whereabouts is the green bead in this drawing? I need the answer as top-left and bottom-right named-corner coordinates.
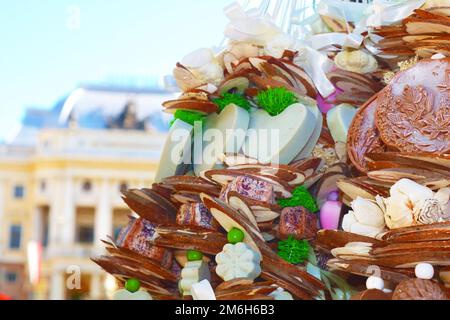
top-left (187, 250), bottom-right (203, 261)
top-left (125, 278), bottom-right (141, 293)
top-left (227, 228), bottom-right (245, 244)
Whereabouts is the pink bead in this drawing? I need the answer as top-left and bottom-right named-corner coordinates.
top-left (316, 89), bottom-right (343, 113)
top-left (320, 201), bottom-right (342, 230)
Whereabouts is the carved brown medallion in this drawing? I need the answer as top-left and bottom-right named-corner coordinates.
top-left (347, 94), bottom-right (387, 172)
top-left (376, 59), bottom-right (450, 154)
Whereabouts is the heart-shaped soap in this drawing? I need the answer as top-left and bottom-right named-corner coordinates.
top-left (155, 120), bottom-right (193, 182)
top-left (242, 103), bottom-right (315, 164)
top-left (327, 103), bottom-right (357, 143)
top-left (194, 104), bottom-right (249, 176)
top-left (294, 103), bottom-right (323, 160)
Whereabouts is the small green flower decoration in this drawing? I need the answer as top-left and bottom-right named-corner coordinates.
top-left (277, 186), bottom-right (319, 213)
top-left (278, 236), bottom-right (311, 265)
top-left (170, 110), bottom-right (206, 127)
top-left (213, 93), bottom-right (251, 112)
top-left (256, 87), bottom-right (298, 116)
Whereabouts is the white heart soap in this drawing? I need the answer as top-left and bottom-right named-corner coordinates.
top-left (194, 104), bottom-right (249, 176)
top-left (242, 103), bottom-right (315, 164)
top-left (155, 120), bottom-right (193, 182)
top-left (294, 103), bottom-right (323, 160)
top-left (327, 103), bottom-right (357, 143)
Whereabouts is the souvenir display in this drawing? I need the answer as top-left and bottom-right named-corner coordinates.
top-left (93, 0), bottom-right (450, 300)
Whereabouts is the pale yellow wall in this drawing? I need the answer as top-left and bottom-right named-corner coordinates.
top-left (0, 153), bottom-right (158, 299)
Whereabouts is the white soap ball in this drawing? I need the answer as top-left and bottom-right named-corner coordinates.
top-left (366, 276), bottom-right (385, 290)
top-left (415, 263), bottom-right (434, 280)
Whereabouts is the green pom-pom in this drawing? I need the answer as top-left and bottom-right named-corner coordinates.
top-left (170, 110), bottom-right (206, 127)
top-left (213, 93), bottom-right (251, 112)
top-left (187, 250), bottom-right (203, 261)
top-left (125, 278), bottom-right (141, 293)
top-left (227, 228), bottom-right (245, 244)
top-left (278, 236), bottom-right (311, 265)
top-left (277, 186), bottom-right (319, 213)
top-left (256, 87), bottom-right (298, 116)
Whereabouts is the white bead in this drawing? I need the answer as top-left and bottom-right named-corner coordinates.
top-left (415, 263), bottom-right (434, 280)
top-left (366, 276), bottom-right (385, 290)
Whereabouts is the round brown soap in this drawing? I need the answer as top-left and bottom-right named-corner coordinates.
top-left (347, 94), bottom-right (386, 172)
top-left (376, 58), bottom-right (450, 154)
top-left (392, 279), bottom-right (448, 300)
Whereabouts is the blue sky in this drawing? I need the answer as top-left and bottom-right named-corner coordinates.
top-left (0, 0), bottom-right (232, 140)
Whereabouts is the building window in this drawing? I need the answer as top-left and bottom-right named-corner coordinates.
top-left (77, 226), bottom-right (94, 244)
top-left (40, 180), bottom-right (47, 192)
top-left (5, 272), bottom-right (18, 283)
top-left (42, 224), bottom-right (49, 248)
top-left (13, 185), bottom-right (25, 199)
top-left (82, 180), bottom-right (92, 193)
top-left (9, 225), bottom-right (22, 250)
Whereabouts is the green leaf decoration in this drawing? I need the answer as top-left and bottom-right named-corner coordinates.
top-left (256, 87), bottom-right (298, 116)
top-left (277, 186), bottom-right (319, 213)
top-left (213, 93), bottom-right (251, 112)
top-left (277, 236), bottom-right (311, 265)
top-left (170, 110), bottom-right (206, 127)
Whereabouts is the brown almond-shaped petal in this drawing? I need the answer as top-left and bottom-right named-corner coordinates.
top-left (217, 75), bottom-right (251, 95)
top-left (92, 256), bottom-right (178, 296)
top-left (327, 258), bottom-right (413, 283)
top-left (280, 61), bottom-right (318, 98)
top-left (201, 194), bottom-right (265, 256)
top-left (154, 225), bottom-right (227, 255)
top-left (215, 279), bottom-right (256, 293)
top-left (163, 99), bottom-right (218, 115)
top-left (215, 284), bottom-right (277, 300)
top-left (382, 222), bottom-right (450, 243)
top-left (122, 189), bottom-right (174, 224)
top-left (316, 230), bottom-right (384, 252)
top-left (105, 245), bottom-right (177, 281)
top-left (366, 152), bottom-right (450, 173)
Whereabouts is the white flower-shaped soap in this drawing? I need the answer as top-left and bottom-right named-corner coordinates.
top-left (113, 289), bottom-right (153, 300)
top-left (215, 243), bottom-right (261, 282)
top-left (179, 261), bottom-right (211, 296)
top-left (384, 179), bottom-right (450, 229)
top-left (224, 3), bottom-right (282, 46)
top-left (334, 50), bottom-right (378, 74)
top-left (342, 197), bottom-right (386, 238)
top-left (180, 48), bottom-right (224, 86)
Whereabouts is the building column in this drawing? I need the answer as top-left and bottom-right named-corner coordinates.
top-left (60, 176), bottom-right (75, 246)
top-left (90, 274), bottom-right (102, 300)
top-left (94, 178), bottom-right (112, 251)
top-left (31, 207), bottom-right (42, 243)
top-left (48, 176), bottom-right (75, 252)
top-left (48, 178), bottom-right (62, 249)
top-left (49, 272), bottom-right (65, 300)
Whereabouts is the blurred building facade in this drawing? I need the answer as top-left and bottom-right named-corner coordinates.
top-left (0, 84), bottom-right (173, 300)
